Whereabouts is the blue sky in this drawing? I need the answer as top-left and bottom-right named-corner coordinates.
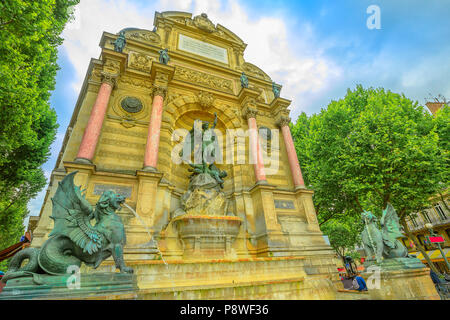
top-left (25, 0), bottom-right (450, 222)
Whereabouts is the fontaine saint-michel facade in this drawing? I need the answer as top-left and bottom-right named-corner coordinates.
top-left (26, 11), bottom-right (341, 299)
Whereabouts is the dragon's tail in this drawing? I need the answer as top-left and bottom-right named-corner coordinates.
top-left (38, 235), bottom-right (82, 275)
top-left (2, 247), bottom-right (41, 283)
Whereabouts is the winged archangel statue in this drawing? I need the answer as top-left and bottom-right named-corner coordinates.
top-left (179, 112), bottom-right (227, 188)
top-left (2, 171), bottom-right (133, 284)
top-left (361, 202), bottom-right (408, 263)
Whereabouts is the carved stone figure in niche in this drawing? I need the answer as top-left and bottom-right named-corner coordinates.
top-left (112, 31), bottom-right (126, 53)
top-left (240, 72), bottom-right (249, 88)
top-left (158, 48), bottom-right (170, 65)
top-left (179, 112), bottom-right (225, 188)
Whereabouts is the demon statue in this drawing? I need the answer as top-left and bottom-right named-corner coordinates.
top-left (2, 171), bottom-right (133, 285)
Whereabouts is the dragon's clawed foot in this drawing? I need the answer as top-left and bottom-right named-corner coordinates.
top-left (120, 266), bottom-right (134, 274)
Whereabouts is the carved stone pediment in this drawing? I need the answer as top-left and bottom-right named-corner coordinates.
top-left (123, 28), bottom-right (161, 45)
top-left (242, 62), bottom-right (271, 81)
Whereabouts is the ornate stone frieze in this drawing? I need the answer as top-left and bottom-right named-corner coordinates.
top-left (197, 90), bottom-right (215, 109)
top-left (174, 66), bottom-right (233, 93)
top-left (124, 29), bottom-right (161, 45)
top-left (118, 75), bottom-right (153, 89)
top-left (128, 51), bottom-right (154, 73)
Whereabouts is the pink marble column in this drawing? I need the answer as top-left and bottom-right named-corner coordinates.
top-left (279, 118), bottom-right (305, 188)
top-left (246, 109), bottom-right (267, 183)
top-left (143, 87), bottom-right (166, 171)
top-left (75, 79), bottom-right (114, 163)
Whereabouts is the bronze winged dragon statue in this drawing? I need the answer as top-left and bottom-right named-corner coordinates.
top-left (361, 202), bottom-right (408, 264)
top-left (2, 171), bottom-right (133, 284)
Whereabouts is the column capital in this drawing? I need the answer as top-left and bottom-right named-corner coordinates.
top-left (243, 103), bottom-right (258, 120)
top-left (276, 115), bottom-right (291, 128)
top-left (152, 85), bottom-right (168, 99)
top-left (100, 71), bottom-right (119, 88)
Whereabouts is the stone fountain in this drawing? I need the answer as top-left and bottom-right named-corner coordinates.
top-left (172, 114), bottom-right (242, 259)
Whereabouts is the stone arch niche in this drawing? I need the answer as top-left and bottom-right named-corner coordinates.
top-left (162, 95), bottom-right (242, 193)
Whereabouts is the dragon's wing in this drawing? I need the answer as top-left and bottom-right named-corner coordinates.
top-left (381, 203), bottom-right (405, 240)
top-left (49, 171), bottom-right (103, 254)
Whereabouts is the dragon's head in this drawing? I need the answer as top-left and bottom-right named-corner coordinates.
top-left (96, 190), bottom-right (126, 214)
top-left (361, 210), bottom-right (377, 225)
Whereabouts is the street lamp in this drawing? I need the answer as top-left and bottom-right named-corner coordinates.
top-left (425, 223), bottom-right (450, 273)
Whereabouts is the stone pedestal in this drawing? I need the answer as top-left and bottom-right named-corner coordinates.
top-left (0, 273), bottom-right (137, 300)
top-left (362, 259), bottom-right (440, 300)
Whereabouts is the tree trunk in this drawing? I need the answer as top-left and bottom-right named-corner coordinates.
top-left (400, 219), bottom-right (440, 275)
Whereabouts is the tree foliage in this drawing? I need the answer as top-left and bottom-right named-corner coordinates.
top-left (291, 85), bottom-right (448, 272)
top-left (0, 0), bottom-right (79, 259)
top-left (321, 218), bottom-right (362, 260)
top-left (292, 85), bottom-right (447, 223)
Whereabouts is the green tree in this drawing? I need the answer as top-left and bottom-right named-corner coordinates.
top-left (322, 219), bottom-right (362, 262)
top-left (292, 85), bottom-right (448, 273)
top-left (0, 0), bottom-right (79, 268)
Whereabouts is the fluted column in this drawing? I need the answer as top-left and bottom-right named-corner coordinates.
top-left (143, 86), bottom-right (167, 172)
top-left (244, 106), bottom-right (267, 183)
top-left (277, 116), bottom-right (305, 188)
top-left (75, 73), bottom-right (117, 164)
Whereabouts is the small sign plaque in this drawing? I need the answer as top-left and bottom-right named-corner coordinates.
top-left (274, 200), bottom-right (295, 210)
top-left (93, 184), bottom-right (132, 198)
top-left (428, 236), bottom-right (445, 243)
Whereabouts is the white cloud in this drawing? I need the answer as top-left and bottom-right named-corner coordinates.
top-left (62, 0), bottom-right (340, 116)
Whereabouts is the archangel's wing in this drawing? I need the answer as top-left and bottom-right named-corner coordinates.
top-left (381, 203), bottom-right (405, 244)
top-left (49, 171), bottom-right (103, 254)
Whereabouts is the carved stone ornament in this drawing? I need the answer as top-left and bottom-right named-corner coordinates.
top-left (197, 91), bottom-right (215, 109)
top-left (242, 62), bottom-right (271, 81)
top-left (101, 72), bottom-right (118, 87)
top-left (152, 85), bottom-right (167, 98)
top-left (118, 75), bottom-right (152, 89)
top-left (103, 59), bottom-right (121, 75)
top-left (276, 116), bottom-right (291, 128)
top-left (243, 106), bottom-right (258, 120)
top-left (120, 97), bottom-right (143, 113)
top-left (124, 29), bottom-right (161, 45)
top-left (174, 66), bottom-right (233, 93)
top-left (193, 13), bottom-right (216, 33)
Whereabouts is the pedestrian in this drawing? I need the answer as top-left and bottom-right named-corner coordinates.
top-left (352, 273), bottom-right (368, 291)
top-left (429, 269), bottom-right (442, 285)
